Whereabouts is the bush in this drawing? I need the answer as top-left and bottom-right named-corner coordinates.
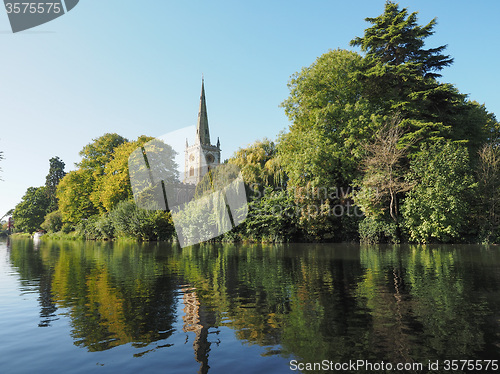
top-left (75, 216), bottom-right (102, 240)
top-left (401, 141), bottom-right (475, 243)
top-left (109, 200), bottom-right (174, 241)
top-left (359, 216), bottom-right (399, 244)
top-left (41, 210), bottom-right (63, 233)
top-left (243, 188), bottom-right (299, 242)
top-left (109, 200), bottom-right (137, 237)
top-left (95, 214), bottom-right (114, 239)
top-left (61, 223), bottom-right (73, 234)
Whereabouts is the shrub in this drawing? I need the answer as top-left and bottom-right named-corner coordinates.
top-left (109, 200), bottom-right (174, 241)
top-left (61, 223), bottom-right (73, 234)
top-left (359, 216), bottom-right (399, 244)
top-left (41, 210), bottom-right (63, 233)
top-left (401, 141), bottom-right (475, 243)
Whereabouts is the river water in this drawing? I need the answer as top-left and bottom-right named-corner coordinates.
top-left (0, 238), bottom-right (499, 373)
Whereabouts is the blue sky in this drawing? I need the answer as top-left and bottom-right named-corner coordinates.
top-left (1, 0), bottom-right (499, 219)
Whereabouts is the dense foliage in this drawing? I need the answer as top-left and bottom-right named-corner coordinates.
top-left (10, 2), bottom-right (500, 244)
top-left (13, 186), bottom-right (50, 233)
top-left (401, 141), bottom-right (476, 243)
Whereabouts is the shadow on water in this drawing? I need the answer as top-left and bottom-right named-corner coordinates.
top-left (3, 239), bottom-right (500, 373)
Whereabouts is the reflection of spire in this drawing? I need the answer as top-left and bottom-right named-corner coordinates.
top-left (182, 286), bottom-right (211, 374)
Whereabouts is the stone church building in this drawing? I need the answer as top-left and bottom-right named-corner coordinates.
top-left (183, 79), bottom-right (221, 185)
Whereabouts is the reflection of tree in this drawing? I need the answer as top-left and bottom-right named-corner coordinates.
top-left (279, 252), bottom-right (373, 363)
top-left (7, 239), bottom-right (500, 371)
top-left (10, 240), bottom-right (178, 353)
top-left (55, 245), bottom-right (178, 352)
top-left (357, 245), bottom-right (497, 366)
top-left (169, 244), bottom-right (294, 349)
top-left (38, 270), bottom-right (57, 327)
top-left (7, 239), bottom-right (58, 327)
top-left (404, 246), bottom-right (487, 357)
top-left (170, 244), bottom-right (373, 362)
top-left (356, 247), bottom-right (416, 364)
top-left (171, 243), bottom-right (500, 369)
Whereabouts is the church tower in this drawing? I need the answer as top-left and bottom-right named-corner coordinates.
top-left (184, 78), bottom-right (221, 185)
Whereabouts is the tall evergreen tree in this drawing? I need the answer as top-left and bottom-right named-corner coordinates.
top-left (45, 156), bottom-right (66, 212)
top-left (350, 1), bottom-right (453, 78)
top-left (350, 1), bottom-right (497, 152)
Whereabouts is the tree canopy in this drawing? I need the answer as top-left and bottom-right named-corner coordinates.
top-left (349, 1), bottom-right (497, 153)
top-left (45, 156), bottom-right (66, 212)
top-left (228, 138), bottom-right (285, 191)
top-left (77, 133), bottom-right (128, 176)
top-left (96, 136), bottom-right (154, 212)
top-left (13, 186), bottom-right (50, 233)
top-left (10, 2), bottom-right (500, 245)
top-left (279, 48), bottom-right (379, 189)
top-left (401, 141), bottom-right (475, 243)
top-left (57, 168), bottom-right (98, 224)
top-left (274, 1), bottom-right (499, 243)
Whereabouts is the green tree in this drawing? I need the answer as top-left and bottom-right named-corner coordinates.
top-left (45, 156), bottom-right (66, 212)
top-left (57, 169), bottom-right (98, 224)
top-left (279, 49), bottom-right (381, 240)
top-left (127, 138), bottom-right (179, 211)
top-left (279, 48), bottom-right (378, 189)
top-left (77, 133), bottom-right (128, 175)
top-left (57, 133), bottom-right (128, 221)
top-left (243, 188), bottom-right (298, 242)
top-left (350, 1), bottom-right (498, 153)
top-left (475, 143), bottom-right (500, 242)
top-left (96, 136), bottom-right (154, 212)
top-left (13, 186), bottom-right (50, 233)
top-left (76, 133), bottom-right (127, 213)
top-left (350, 1), bottom-right (452, 79)
top-left (401, 141), bottom-right (475, 243)
top-left (228, 138), bottom-right (285, 192)
top-left (350, 1), bottom-right (453, 140)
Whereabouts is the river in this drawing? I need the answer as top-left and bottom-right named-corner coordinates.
top-left (1, 238), bottom-right (499, 373)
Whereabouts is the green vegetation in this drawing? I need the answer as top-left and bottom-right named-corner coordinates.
top-left (236, 1), bottom-right (500, 244)
top-left (10, 2), bottom-right (500, 244)
top-left (13, 186), bottom-right (51, 233)
top-left (12, 133), bottom-right (176, 241)
top-left (401, 141), bottom-right (476, 243)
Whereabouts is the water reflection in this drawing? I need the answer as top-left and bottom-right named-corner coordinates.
top-left (5, 239), bottom-right (500, 373)
top-left (181, 286), bottom-right (219, 374)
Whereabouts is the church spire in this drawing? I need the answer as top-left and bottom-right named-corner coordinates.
top-left (196, 77), bottom-right (210, 145)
